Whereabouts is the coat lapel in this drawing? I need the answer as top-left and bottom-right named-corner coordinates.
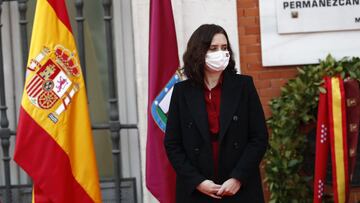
top-left (219, 72), bottom-right (243, 143)
top-left (184, 83), bottom-right (211, 144)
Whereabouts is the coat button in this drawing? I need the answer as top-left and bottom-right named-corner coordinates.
top-left (232, 115), bottom-right (238, 121)
top-left (194, 147), bottom-right (200, 154)
top-left (187, 122), bottom-right (193, 128)
top-left (233, 142), bottom-right (239, 149)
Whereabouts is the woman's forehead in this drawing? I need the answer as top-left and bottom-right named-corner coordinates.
top-left (211, 33), bottom-right (227, 45)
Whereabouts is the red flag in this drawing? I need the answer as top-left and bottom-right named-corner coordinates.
top-left (313, 79), bottom-right (330, 202)
top-left (313, 76), bottom-right (349, 203)
top-left (146, 0), bottom-right (180, 202)
top-left (343, 79), bottom-right (360, 182)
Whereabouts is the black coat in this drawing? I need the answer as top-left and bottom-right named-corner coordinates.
top-left (164, 71), bottom-right (268, 203)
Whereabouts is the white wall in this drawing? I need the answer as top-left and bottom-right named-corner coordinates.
top-left (131, 0), bottom-right (240, 202)
top-left (113, 0), bottom-right (143, 202)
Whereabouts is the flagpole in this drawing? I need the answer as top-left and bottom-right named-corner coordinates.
top-left (0, 1), bottom-right (13, 202)
top-left (102, 0), bottom-right (123, 202)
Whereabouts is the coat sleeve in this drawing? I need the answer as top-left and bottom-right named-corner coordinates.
top-left (230, 76), bottom-right (269, 185)
top-left (164, 83), bottom-right (206, 195)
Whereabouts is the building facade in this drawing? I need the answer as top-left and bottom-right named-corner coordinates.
top-left (1, 0), bottom-right (359, 202)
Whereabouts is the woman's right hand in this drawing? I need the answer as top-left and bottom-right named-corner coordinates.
top-left (196, 180), bottom-right (222, 199)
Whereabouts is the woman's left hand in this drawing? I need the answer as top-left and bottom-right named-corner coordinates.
top-left (216, 178), bottom-right (241, 196)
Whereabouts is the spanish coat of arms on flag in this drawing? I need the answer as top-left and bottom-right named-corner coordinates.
top-left (14, 0), bottom-right (102, 202)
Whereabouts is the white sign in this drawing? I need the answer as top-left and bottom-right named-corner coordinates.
top-left (276, 0), bottom-right (360, 34)
top-left (259, 0), bottom-right (360, 66)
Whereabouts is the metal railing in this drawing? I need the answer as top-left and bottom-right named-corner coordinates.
top-left (0, 0), bottom-right (138, 202)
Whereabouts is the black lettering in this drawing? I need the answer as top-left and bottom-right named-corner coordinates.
top-left (303, 0), bottom-right (311, 7)
top-left (355, 17), bottom-right (360, 23)
top-left (281, 0), bottom-right (357, 10)
top-left (296, 1), bottom-right (302, 7)
top-left (290, 1), bottom-right (296, 8)
top-left (319, 0), bottom-right (326, 6)
top-left (283, 2), bottom-right (289, 9)
top-left (312, 0), bottom-right (319, 7)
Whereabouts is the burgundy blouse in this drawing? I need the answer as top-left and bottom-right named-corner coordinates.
top-left (203, 77), bottom-right (222, 176)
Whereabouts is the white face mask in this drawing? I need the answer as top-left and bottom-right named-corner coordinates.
top-left (205, 50), bottom-right (230, 71)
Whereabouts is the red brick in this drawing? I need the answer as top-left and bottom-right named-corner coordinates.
top-left (245, 26), bottom-right (260, 35)
top-left (239, 46), bottom-right (247, 55)
top-left (237, 27), bottom-right (246, 35)
top-left (280, 69), bottom-right (298, 78)
top-left (244, 70), bottom-right (259, 79)
top-left (238, 17), bottom-right (257, 26)
top-left (259, 87), bottom-right (281, 98)
top-left (254, 80), bottom-right (271, 89)
top-left (246, 63), bottom-right (264, 71)
top-left (263, 106), bottom-right (272, 119)
top-left (238, 8), bottom-right (246, 17)
top-left (240, 63), bottom-right (250, 74)
top-left (257, 71), bottom-right (282, 80)
top-left (239, 35), bottom-right (260, 45)
top-left (241, 54), bottom-right (261, 63)
top-left (237, 1), bottom-right (258, 8)
top-left (238, 0), bottom-right (258, 3)
top-left (255, 17), bottom-right (260, 25)
top-left (244, 8), bottom-right (259, 16)
top-left (270, 79), bottom-right (288, 88)
top-left (263, 66), bottom-right (296, 70)
top-left (246, 45), bottom-right (261, 53)
top-left (259, 96), bottom-right (272, 107)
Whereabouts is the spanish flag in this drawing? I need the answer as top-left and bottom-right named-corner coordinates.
top-left (14, 0), bottom-right (102, 202)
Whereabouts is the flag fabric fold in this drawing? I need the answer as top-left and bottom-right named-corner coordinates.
top-left (343, 78), bottom-right (360, 182)
top-left (146, 0), bottom-right (180, 202)
top-left (14, 0), bottom-right (102, 202)
top-left (313, 76), bottom-right (349, 203)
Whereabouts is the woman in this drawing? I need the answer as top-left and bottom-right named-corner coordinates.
top-left (164, 24), bottom-right (268, 203)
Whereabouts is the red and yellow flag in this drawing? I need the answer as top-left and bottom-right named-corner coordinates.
top-left (14, 0), bottom-right (102, 202)
top-left (313, 76), bottom-right (349, 203)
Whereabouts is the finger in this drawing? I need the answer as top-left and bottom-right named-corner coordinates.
top-left (208, 193), bottom-right (222, 199)
top-left (216, 186), bottom-right (225, 196)
top-left (232, 184), bottom-right (240, 193)
top-left (223, 189), bottom-right (236, 196)
top-left (212, 183), bottom-right (222, 187)
top-left (212, 184), bottom-right (222, 189)
top-left (224, 191), bottom-right (234, 196)
top-left (210, 186), bottom-right (220, 193)
top-left (221, 189), bottom-right (229, 196)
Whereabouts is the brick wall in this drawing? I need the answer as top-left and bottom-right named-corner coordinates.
top-left (236, 0), bottom-right (360, 202)
top-left (237, 0), bottom-right (298, 118)
top-left (236, 1), bottom-right (294, 201)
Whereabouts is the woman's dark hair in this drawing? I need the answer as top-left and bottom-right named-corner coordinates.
top-left (183, 24), bottom-right (236, 86)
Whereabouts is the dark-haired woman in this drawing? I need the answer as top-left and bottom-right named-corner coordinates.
top-left (164, 24), bottom-right (268, 203)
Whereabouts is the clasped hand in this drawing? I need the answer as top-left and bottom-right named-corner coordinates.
top-left (196, 178), bottom-right (241, 199)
